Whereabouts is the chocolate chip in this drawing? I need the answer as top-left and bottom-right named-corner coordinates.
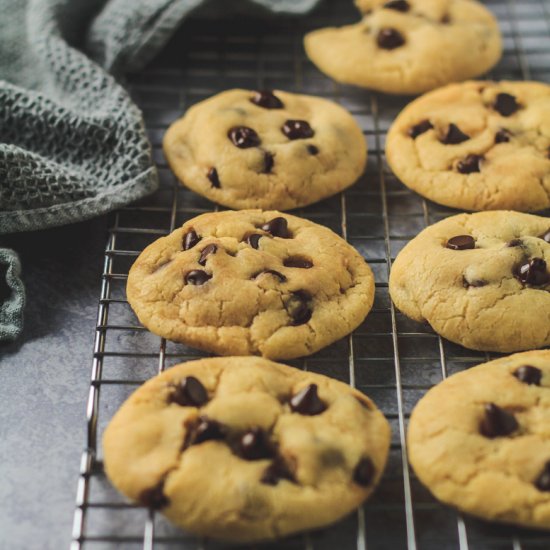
top-left (516, 258), bottom-right (550, 286)
top-left (463, 277), bottom-right (487, 288)
top-left (170, 376), bottom-right (208, 407)
top-left (185, 270), bottom-right (211, 285)
top-left (535, 461), bottom-right (550, 492)
top-left (139, 482), bottom-right (169, 509)
top-left (261, 217), bottom-right (291, 238)
top-left (307, 144), bottom-right (319, 155)
top-left (285, 291), bottom-right (312, 325)
top-left (284, 256), bottom-right (313, 269)
top-left (495, 129), bottom-right (511, 144)
top-left (457, 154), bottom-right (483, 174)
top-left (254, 269), bottom-right (287, 282)
top-left (408, 119), bottom-right (433, 139)
top-left (493, 93), bottom-right (520, 117)
top-left (198, 244), bottom-right (217, 266)
top-left (539, 230), bottom-right (550, 244)
top-left (183, 229), bottom-right (201, 250)
top-left (185, 416), bottom-right (225, 448)
top-left (441, 13), bottom-right (451, 24)
top-left (384, 0), bottom-right (409, 11)
top-left (238, 428), bottom-right (273, 460)
top-left (250, 90), bottom-right (284, 109)
top-left (282, 120), bottom-right (314, 140)
top-left (353, 457), bottom-right (375, 487)
top-left (377, 28), bottom-right (405, 49)
top-left (207, 167), bottom-right (220, 188)
top-left (513, 365), bottom-right (542, 386)
top-left (446, 235), bottom-right (475, 250)
top-left (507, 239), bottom-right (523, 247)
top-left (480, 403), bottom-right (519, 438)
top-left (263, 151), bottom-right (274, 174)
top-left (245, 233), bottom-right (262, 249)
top-left (442, 123), bottom-right (470, 144)
top-left (261, 456), bottom-right (295, 485)
top-left (228, 126), bottom-right (260, 148)
top-left (290, 383), bottom-right (326, 415)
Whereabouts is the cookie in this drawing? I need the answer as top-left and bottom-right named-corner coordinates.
top-left (303, 0), bottom-right (502, 95)
top-left (408, 350), bottom-right (550, 530)
top-left (163, 89), bottom-right (367, 210)
top-left (127, 210), bottom-right (375, 359)
top-left (386, 81), bottom-right (550, 211)
top-left (389, 210), bottom-right (550, 352)
top-left (103, 357), bottom-right (391, 541)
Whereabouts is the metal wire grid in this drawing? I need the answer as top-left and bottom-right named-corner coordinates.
top-left (70, 1), bottom-right (550, 549)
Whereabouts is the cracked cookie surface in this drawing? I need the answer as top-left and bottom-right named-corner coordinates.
top-left (386, 81), bottom-right (550, 211)
top-left (389, 211), bottom-right (550, 352)
top-left (127, 210), bottom-right (375, 359)
top-left (408, 351), bottom-right (550, 530)
top-left (103, 357), bottom-right (391, 541)
top-left (163, 89), bottom-right (367, 210)
top-left (304, 0), bottom-right (501, 95)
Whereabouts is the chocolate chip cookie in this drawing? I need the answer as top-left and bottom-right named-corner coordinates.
top-left (386, 80), bottom-right (550, 211)
top-left (103, 357), bottom-right (391, 541)
top-left (127, 210), bottom-right (375, 359)
top-left (304, 0), bottom-right (502, 95)
top-left (389, 211), bottom-right (550, 352)
top-left (408, 350), bottom-right (550, 530)
top-left (163, 89), bottom-right (367, 210)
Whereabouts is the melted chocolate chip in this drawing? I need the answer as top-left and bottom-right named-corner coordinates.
top-left (284, 256), bottom-right (313, 269)
top-left (457, 154), bottom-right (483, 174)
top-left (228, 126), bottom-right (260, 148)
top-left (183, 229), bottom-right (201, 250)
top-left (207, 167), bottom-right (220, 188)
top-left (245, 233), bottom-right (262, 249)
top-left (353, 457), bottom-right (375, 487)
top-left (513, 365), bottom-right (542, 386)
top-left (282, 120), bottom-right (314, 140)
top-left (493, 93), bottom-right (520, 117)
top-left (507, 239), bottom-right (523, 247)
top-left (535, 461), bottom-right (550, 492)
top-left (446, 235), bottom-right (475, 250)
top-left (251, 90), bottom-right (284, 109)
top-left (442, 123), bottom-right (470, 145)
top-left (290, 384), bottom-right (326, 415)
top-left (516, 258), bottom-right (550, 286)
top-left (139, 482), bottom-right (169, 509)
top-left (480, 403), bottom-right (519, 438)
top-left (254, 269), bottom-right (287, 282)
top-left (263, 151), bottom-right (274, 174)
top-left (170, 376), bottom-right (208, 407)
top-left (261, 217), bottom-right (291, 238)
top-left (185, 417), bottom-right (225, 448)
top-left (198, 244), bottom-right (217, 266)
top-left (409, 119), bottom-right (433, 139)
top-left (285, 291), bottom-right (312, 325)
top-left (377, 28), bottom-right (405, 49)
top-left (185, 270), bottom-right (211, 285)
top-left (539, 230), bottom-right (550, 244)
top-left (307, 144), bottom-right (319, 155)
top-left (261, 456), bottom-right (295, 485)
top-left (384, 0), bottom-right (409, 11)
top-left (239, 428), bottom-right (273, 460)
top-left (495, 129), bottom-right (511, 144)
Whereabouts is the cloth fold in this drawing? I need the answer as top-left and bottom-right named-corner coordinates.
top-left (0, 0), bottom-right (320, 342)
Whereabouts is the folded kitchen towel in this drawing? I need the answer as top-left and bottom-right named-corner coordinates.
top-left (0, 0), bottom-right (320, 342)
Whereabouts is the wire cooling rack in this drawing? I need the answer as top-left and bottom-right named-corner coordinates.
top-left (71, 1), bottom-right (550, 548)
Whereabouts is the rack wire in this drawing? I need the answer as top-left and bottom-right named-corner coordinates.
top-left (71, 0), bottom-right (550, 548)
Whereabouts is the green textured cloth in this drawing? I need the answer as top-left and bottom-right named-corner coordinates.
top-left (0, 0), bottom-right (319, 342)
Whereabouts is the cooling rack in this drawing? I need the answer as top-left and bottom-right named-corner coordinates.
top-left (70, 0), bottom-right (550, 548)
